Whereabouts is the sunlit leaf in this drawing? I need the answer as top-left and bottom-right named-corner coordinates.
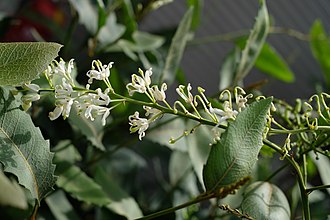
top-left (255, 43), bottom-right (294, 82)
top-left (310, 20), bottom-right (330, 87)
top-left (187, 0), bottom-right (202, 30)
top-left (56, 165), bottom-right (111, 206)
top-left (0, 170), bottom-right (27, 209)
top-left (234, 2), bottom-right (269, 83)
top-left (68, 0), bottom-right (97, 34)
top-left (0, 87), bottom-right (57, 203)
top-left (98, 13), bottom-right (126, 46)
top-left (310, 153), bottom-right (330, 195)
top-left (203, 98), bottom-right (272, 191)
top-left (160, 7), bottom-right (193, 84)
top-left (46, 190), bottom-right (80, 220)
top-left (240, 181), bottom-right (290, 220)
top-left (0, 42), bottom-right (62, 85)
top-left (219, 47), bottom-right (241, 90)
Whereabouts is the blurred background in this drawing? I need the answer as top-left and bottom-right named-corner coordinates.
top-left (1, 0), bottom-right (330, 101)
top-left (1, 1), bottom-right (330, 219)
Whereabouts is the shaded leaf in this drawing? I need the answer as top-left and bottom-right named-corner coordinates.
top-left (56, 165), bottom-right (111, 206)
top-left (187, 124), bottom-right (212, 186)
top-left (94, 167), bottom-right (143, 219)
top-left (0, 170), bottom-right (27, 209)
top-left (0, 87), bottom-right (56, 202)
top-left (0, 42), bottom-right (62, 85)
top-left (310, 20), bottom-right (330, 87)
top-left (240, 181), bottom-right (290, 220)
top-left (147, 116), bottom-right (188, 152)
top-left (234, 2), bottom-right (269, 83)
top-left (160, 7), bottom-right (193, 84)
top-left (53, 140), bottom-right (82, 164)
top-left (169, 151), bottom-right (191, 185)
top-left (45, 190), bottom-right (80, 220)
top-left (69, 106), bottom-right (105, 151)
top-left (203, 98), bottom-right (272, 191)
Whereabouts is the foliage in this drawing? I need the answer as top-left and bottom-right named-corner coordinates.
top-left (0, 1), bottom-right (329, 220)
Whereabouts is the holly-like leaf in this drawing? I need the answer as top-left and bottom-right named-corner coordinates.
top-left (0, 42), bottom-right (62, 85)
top-left (0, 87), bottom-right (57, 203)
top-left (234, 1), bottom-right (269, 83)
top-left (240, 181), bottom-right (291, 219)
top-left (203, 98), bottom-right (272, 192)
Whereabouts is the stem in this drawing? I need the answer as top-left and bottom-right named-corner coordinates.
top-left (135, 193), bottom-right (215, 220)
top-left (111, 93), bottom-right (221, 128)
top-left (306, 184), bottom-right (330, 194)
top-left (263, 139), bottom-right (310, 220)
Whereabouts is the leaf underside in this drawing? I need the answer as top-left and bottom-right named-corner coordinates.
top-left (0, 42), bottom-right (62, 85)
top-left (240, 181), bottom-right (291, 219)
top-left (203, 98), bottom-right (272, 192)
top-left (0, 87), bottom-right (56, 202)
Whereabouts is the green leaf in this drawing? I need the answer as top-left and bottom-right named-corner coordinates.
top-left (68, 0), bottom-right (98, 34)
top-left (234, 2), bottom-right (269, 83)
top-left (187, 0), bottom-right (202, 30)
top-left (255, 43), bottom-right (294, 83)
top-left (169, 151), bottom-right (191, 185)
top-left (98, 13), bottom-right (126, 46)
top-left (203, 98), bottom-right (272, 192)
top-left (56, 165), bottom-right (111, 206)
top-left (240, 181), bottom-right (291, 220)
top-left (187, 124), bottom-right (212, 186)
top-left (68, 106), bottom-right (105, 151)
top-left (0, 87), bottom-right (56, 203)
top-left (219, 47), bottom-right (241, 90)
top-left (94, 167), bottom-right (143, 219)
top-left (310, 153), bottom-right (330, 195)
top-left (0, 42), bottom-right (62, 85)
top-left (146, 116), bottom-right (188, 152)
top-left (0, 170), bottom-right (27, 209)
top-left (310, 20), bottom-right (330, 87)
top-left (160, 7), bottom-right (193, 84)
top-left (45, 190), bottom-right (80, 220)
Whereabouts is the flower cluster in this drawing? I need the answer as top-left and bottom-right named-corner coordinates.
top-left (22, 59), bottom-right (115, 126)
top-left (20, 58), bottom-right (254, 142)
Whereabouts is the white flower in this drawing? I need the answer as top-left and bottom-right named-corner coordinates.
top-left (210, 101), bottom-right (238, 124)
top-left (21, 93), bottom-right (41, 111)
top-left (54, 59), bottom-right (74, 77)
top-left (176, 83), bottom-right (193, 104)
top-left (49, 78), bottom-right (75, 120)
top-left (49, 106), bottom-right (64, 120)
top-left (23, 83), bottom-right (40, 92)
top-left (143, 106), bottom-right (161, 117)
top-left (129, 111), bottom-right (149, 140)
top-left (151, 83), bottom-right (167, 102)
top-left (126, 68), bottom-right (153, 96)
top-left (87, 60), bottom-right (113, 84)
